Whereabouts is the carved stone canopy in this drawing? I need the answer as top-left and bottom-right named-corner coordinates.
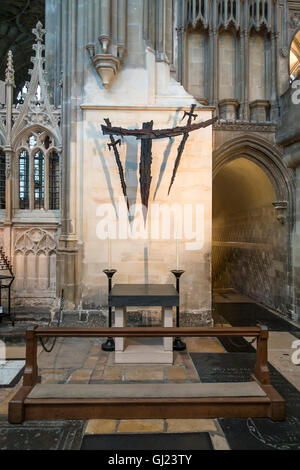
top-left (90, 53), bottom-right (121, 89)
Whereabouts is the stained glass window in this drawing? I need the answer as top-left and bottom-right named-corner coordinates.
top-left (49, 151), bottom-right (60, 210)
top-left (0, 151), bottom-right (5, 210)
top-left (19, 150), bottom-right (29, 209)
top-left (34, 150), bottom-right (45, 209)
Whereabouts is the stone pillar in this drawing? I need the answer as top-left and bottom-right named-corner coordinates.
top-left (176, 0), bottom-right (184, 84)
top-left (208, 1), bottom-right (218, 109)
top-left (4, 51), bottom-right (14, 259)
top-left (271, 31), bottom-right (280, 121)
top-left (117, 0), bottom-right (127, 60)
top-left (45, 0), bottom-right (62, 107)
top-left (276, 83), bottom-right (300, 321)
top-left (155, 0), bottom-right (167, 61)
top-left (239, 0), bottom-right (249, 120)
top-left (209, 28), bottom-right (214, 106)
top-left (243, 30), bottom-right (250, 121)
top-left (55, 0), bottom-right (87, 308)
top-left (99, 0), bottom-right (111, 53)
top-left (295, 168), bottom-right (300, 320)
top-left (87, 0), bottom-right (95, 50)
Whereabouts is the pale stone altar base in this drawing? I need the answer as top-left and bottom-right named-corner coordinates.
top-left (115, 306), bottom-right (173, 364)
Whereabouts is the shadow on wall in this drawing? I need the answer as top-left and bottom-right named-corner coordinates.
top-left (87, 121), bottom-right (118, 217)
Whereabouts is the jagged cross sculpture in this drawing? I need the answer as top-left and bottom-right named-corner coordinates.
top-left (101, 106), bottom-right (217, 222)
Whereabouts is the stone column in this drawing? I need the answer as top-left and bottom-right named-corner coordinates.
top-left (117, 0), bottom-right (127, 60)
top-left (86, 0), bottom-right (95, 51)
top-left (209, 1), bottom-right (218, 109)
top-left (213, 29), bottom-right (218, 110)
top-left (240, 0), bottom-right (249, 121)
top-left (271, 31), bottom-right (280, 121)
top-left (56, 0), bottom-right (86, 309)
top-left (276, 83), bottom-right (300, 321)
top-left (99, 0), bottom-right (111, 53)
top-left (45, 0), bottom-right (62, 107)
top-left (243, 30), bottom-right (250, 121)
top-left (209, 28), bottom-right (214, 106)
top-left (175, 0), bottom-right (184, 84)
top-left (155, 0), bottom-right (167, 62)
top-left (4, 51), bottom-right (14, 225)
top-left (3, 51), bottom-right (15, 260)
top-left (295, 168), bottom-right (300, 320)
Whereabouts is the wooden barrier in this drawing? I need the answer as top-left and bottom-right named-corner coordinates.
top-left (8, 325), bottom-right (286, 423)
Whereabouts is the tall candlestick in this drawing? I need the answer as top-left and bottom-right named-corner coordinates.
top-left (108, 235), bottom-right (111, 270)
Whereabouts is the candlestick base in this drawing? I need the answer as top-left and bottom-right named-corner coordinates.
top-left (102, 337), bottom-right (115, 352)
top-left (173, 337), bottom-right (186, 351)
top-left (171, 270), bottom-right (186, 351)
top-left (103, 269), bottom-right (117, 352)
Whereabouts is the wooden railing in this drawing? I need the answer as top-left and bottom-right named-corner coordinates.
top-left (9, 323), bottom-right (287, 424)
top-left (23, 325), bottom-right (270, 387)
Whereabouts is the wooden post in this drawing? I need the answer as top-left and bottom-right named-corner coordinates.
top-left (254, 325), bottom-right (271, 385)
top-left (23, 326), bottom-right (39, 387)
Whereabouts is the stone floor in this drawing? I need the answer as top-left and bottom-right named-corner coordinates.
top-left (0, 288), bottom-right (299, 450)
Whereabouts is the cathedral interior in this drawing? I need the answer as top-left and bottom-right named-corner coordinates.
top-left (0, 0), bottom-right (300, 452)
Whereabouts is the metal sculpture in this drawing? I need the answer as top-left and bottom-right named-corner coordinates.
top-left (102, 107), bottom-right (217, 218)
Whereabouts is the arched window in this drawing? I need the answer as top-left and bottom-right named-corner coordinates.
top-left (49, 151), bottom-right (60, 210)
top-left (17, 131), bottom-right (60, 211)
top-left (19, 150), bottom-right (29, 209)
top-left (34, 150), bottom-right (45, 209)
top-left (290, 30), bottom-right (300, 81)
top-left (0, 150), bottom-right (5, 209)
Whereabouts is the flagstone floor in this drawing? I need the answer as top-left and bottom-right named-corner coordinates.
top-left (0, 289), bottom-right (299, 450)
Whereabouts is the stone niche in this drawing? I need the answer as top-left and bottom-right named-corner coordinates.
top-left (79, 106), bottom-right (213, 325)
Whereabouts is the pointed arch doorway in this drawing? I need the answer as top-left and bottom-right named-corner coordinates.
top-left (212, 136), bottom-right (294, 318)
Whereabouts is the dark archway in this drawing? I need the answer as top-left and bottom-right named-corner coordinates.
top-left (212, 136), bottom-right (295, 317)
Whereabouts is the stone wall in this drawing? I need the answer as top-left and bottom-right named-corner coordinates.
top-left (80, 106), bottom-right (213, 317)
top-left (213, 204), bottom-right (290, 316)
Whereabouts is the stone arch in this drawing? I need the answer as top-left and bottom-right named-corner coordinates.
top-left (213, 134), bottom-right (295, 219)
top-left (212, 134), bottom-right (295, 314)
top-left (14, 227), bottom-right (56, 256)
top-left (12, 125), bottom-right (59, 152)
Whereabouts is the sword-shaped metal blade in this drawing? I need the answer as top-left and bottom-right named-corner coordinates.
top-left (139, 121), bottom-right (153, 224)
top-left (103, 118), bottom-right (129, 211)
top-left (168, 105), bottom-right (196, 196)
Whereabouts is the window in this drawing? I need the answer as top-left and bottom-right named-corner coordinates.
top-left (290, 31), bottom-right (300, 81)
top-left (0, 151), bottom-right (5, 209)
top-left (19, 150), bottom-right (29, 209)
top-left (17, 131), bottom-right (60, 211)
top-left (34, 150), bottom-right (45, 209)
top-left (49, 152), bottom-right (60, 210)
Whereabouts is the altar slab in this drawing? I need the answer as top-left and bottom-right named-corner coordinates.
top-left (109, 284), bottom-right (179, 307)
